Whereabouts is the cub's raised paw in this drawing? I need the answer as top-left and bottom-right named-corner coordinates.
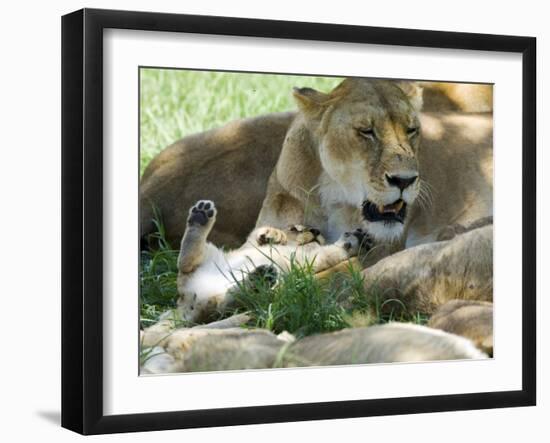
top-left (256, 227), bottom-right (288, 246)
top-left (188, 200), bottom-right (217, 227)
top-left (337, 228), bottom-right (374, 256)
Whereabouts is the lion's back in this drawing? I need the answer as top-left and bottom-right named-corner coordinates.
top-left (140, 112), bottom-right (295, 248)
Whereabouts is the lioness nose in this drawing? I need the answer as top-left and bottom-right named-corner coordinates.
top-left (386, 174), bottom-right (418, 191)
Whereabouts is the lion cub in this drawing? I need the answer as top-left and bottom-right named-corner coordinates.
top-left (174, 199), bottom-right (372, 324)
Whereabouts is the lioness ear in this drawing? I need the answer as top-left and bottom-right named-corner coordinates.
top-left (396, 81), bottom-right (424, 112)
top-left (292, 87), bottom-right (330, 113)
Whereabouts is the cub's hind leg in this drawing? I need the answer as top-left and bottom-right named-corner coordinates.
top-left (177, 200), bottom-right (217, 274)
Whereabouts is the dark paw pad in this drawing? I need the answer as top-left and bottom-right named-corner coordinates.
top-left (352, 228), bottom-right (374, 250)
top-left (188, 200), bottom-right (215, 226)
top-left (189, 210), bottom-right (208, 226)
top-left (197, 201), bottom-right (212, 211)
top-left (342, 228), bottom-right (374, 251)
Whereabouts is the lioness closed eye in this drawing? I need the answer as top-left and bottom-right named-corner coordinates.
top-left (173, 200), bottom-right (373, 323)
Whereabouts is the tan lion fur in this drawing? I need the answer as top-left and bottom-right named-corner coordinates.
top-left (361, 225), bottom-right (493, 317)
top-left (428, 300), bottom-right (493, 356)
top-left (140, 112), bottom-right (294, 248)
top-left (420, 82), bottom-right (492, 113)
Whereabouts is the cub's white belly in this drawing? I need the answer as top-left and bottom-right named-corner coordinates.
top-left (183, 242), bottom-right (323, 304)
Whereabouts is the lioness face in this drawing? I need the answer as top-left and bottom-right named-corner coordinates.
top-left (299, 79), bottom-right (422, 241)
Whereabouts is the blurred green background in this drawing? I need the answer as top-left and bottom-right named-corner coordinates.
top-left (139, 69), bottom-right (342, 174)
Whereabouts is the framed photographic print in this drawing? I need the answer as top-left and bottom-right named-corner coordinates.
top-left (61, 8), bottom-right (536, 435)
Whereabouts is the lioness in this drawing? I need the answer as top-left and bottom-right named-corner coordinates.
top-left (140, 78), bottom-right (492, 252)
top-left (257, 79), bottom-right (423, 245)
top-left (256, 78), bottom-right (492, 253)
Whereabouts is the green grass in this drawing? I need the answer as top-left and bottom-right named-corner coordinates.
top-left (140, 69), bottom-right (342, 174)
top-left (229, 256), bottom-right (350, 338)
top-left (229, 256), bottom-right (428, 338)
top-left (139, 208), bottom-right (179, 328)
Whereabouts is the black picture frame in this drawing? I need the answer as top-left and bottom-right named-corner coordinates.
top-left (61, 8), bottom-right (536, 435)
